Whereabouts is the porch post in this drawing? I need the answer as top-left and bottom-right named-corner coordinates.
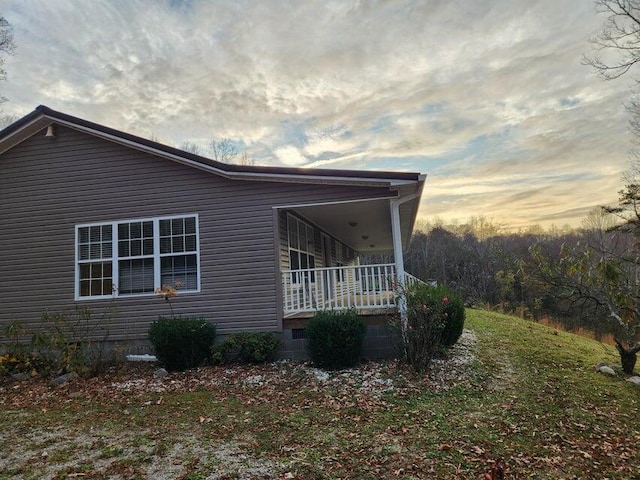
top-left (390, 199), bottom-right (407, 324)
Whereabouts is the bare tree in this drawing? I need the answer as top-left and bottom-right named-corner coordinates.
top-left (210, 138), bottom-right (238, 164)
top-left (584, 1), bottom-right (640, 80)
top-left (0, 112), bottom-right (16, 129)
top-left (0, 15), bottom-right (15, 104)
top-left (210, 138), bottom-right (254, 165)
top-left (180, 141), bottom-right (204, 156)
top-left (237, 151), bottom-right (255, 166)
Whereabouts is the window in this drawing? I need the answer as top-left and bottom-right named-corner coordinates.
top-left (287, 214), bottom-right (315, 282)
top-left (76, 214), bottom-right (199, 299)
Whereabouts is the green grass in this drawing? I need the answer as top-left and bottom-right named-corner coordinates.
top-left (0, 309), bottom-right (638, 479)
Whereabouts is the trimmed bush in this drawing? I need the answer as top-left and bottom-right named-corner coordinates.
top-left (305, 309), bottom-right (366, 370)
top-left (212, 332), bottom-right (280, 364)
top-left (149, 316), bottom-right (215, 371)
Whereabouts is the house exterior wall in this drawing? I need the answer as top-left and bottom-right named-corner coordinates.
top-left (0, 126), bottom-right (394, 342)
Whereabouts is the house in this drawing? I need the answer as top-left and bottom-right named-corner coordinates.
top-left (0, 105), bottom-right (425, 359)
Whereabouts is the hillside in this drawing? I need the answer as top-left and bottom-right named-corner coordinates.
top-left (0, 309), bottom-right (638, 479)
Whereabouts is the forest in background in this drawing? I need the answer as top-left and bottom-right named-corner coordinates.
top-left (374, 210), bottom-right (633, 344)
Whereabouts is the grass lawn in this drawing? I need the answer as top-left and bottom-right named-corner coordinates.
top-left (1, 309), bottom-right (638, 479)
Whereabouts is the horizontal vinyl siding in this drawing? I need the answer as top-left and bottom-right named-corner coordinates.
top-left (0, 126), bottom-right (394, 341)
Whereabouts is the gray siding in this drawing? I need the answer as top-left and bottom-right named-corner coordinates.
top-left (0, 126), bottom-right (393, 341)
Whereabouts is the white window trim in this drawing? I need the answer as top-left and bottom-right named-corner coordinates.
top-left (75, 214), bottom-right (201, 300)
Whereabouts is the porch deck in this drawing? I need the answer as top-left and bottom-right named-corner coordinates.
top-left (282, 263), bottom-right (423, 317)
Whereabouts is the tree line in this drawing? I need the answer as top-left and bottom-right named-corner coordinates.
top-left (401, 200), bottom-right (640, 374)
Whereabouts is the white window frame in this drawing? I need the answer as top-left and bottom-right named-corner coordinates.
top-left (75, 214), bottom-right (201, 300)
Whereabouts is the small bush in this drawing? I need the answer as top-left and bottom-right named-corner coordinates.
top-left (149, 316), bottom-right (216, 371)
top-left (305, 309), bottom-right (366, 370)
top-left (440, 292), bottom-right (465, 347)
top-left (1, 308), bottom-right (113, 379)
top-left (212, 332), bottom-right (280, 364)
top-left (392, 283), bottom-right (466, 372)
top-left (406, 284), bottom-right (465, 347)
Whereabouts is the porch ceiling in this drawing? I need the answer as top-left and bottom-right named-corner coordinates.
top-left (292, 197), bottom-right (414, 253)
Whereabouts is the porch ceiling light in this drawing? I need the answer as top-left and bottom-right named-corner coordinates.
top-left (348, 221), bottom-right (358, 227)
top-left (361, 235), bottom-right (369, 240)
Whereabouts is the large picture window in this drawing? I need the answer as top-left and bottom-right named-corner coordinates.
top-left (76, 214), bottom-right (200, 299)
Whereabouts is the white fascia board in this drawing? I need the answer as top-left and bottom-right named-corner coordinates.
top-left (0, 117), bottom-right (52, 155)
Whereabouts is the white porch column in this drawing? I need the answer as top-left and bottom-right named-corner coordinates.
top-left (390, 198), bottom-right (407, 323)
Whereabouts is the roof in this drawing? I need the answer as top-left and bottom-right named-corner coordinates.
top-left (0, 105), bottom-right (425, 188)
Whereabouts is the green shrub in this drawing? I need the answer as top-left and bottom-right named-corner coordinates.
top-left (406, 284), bottom-right (465, 347)
top-left (149, 316), bottom-right (215, 371)
top-left (440, 292), bottom-right (465, 347)
top-left (212, 332), bottom-right (280, 364)
top-left (392, 283), bottom-right (466, 372)
top-left (305, 309), bottom-right (367, 370)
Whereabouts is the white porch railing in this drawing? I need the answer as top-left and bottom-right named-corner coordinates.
top-left (282, 264), bottom-right (426, 315)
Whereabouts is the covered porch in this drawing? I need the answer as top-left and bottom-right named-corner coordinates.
top-left (276, 176), bottom-right (426, 320)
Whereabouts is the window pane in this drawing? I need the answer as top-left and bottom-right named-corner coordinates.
top-left (79, 227), bottom-right (89, 243)
top-left (185, 235), bottom-right (196, 252)
top-left (91, 280), bottom-right (102, 296)
top-left (79, 244), bottom-right (89, 261)
top-left (184, 217), bottom-right (196, 234)
top-left (161, 254), bottom-right (197, 290)
top-left (130, 222), bottom-right (141, 239)
top-left (299, 224), bottom-right (306, 250)
top-left (90, 244), bottom-right (101, 259)
top-left (118, 223), bottom-right (129, 240)
top-left (80, 263), bottom-right (90, 278)
top-left (91, 263), bottom-right (102, 277)
top-left (78, 261), bottom-right (112, 297)
top-left (160, 237), bottom-right (171, 254)
top-left (80, 280), bottom-right (90, 297)
top-left (89, 226), bottom-right (102, 242)
top-left (143, 221), bottom-right (153, 238)
top-left (102, 242), bottom-right (112, 258)
top-left (119, 258), bottom-right (154, 294)
top-left (290, 251), bottom-right (299, 270)
top-left (172, 218), bottom-right (184, 235)
top-left (143, 239), bottom-right (154, 255)
top-left (131, 239), bottom-right (142, 256)
top-left (159, 219), bottom-right (171, 236)
top-left (288, 217), bottom-right (299, 250)
top-left (118, 241), bottom-right (129, 257)
top-left (172, 236), bottom-right (184, 253)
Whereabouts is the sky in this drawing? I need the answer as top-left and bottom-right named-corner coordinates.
top-left (0, 0), bottom-right (636, 230)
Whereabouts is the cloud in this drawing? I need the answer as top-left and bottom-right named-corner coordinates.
top-left (0, 0), bottom-right (635, 228)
